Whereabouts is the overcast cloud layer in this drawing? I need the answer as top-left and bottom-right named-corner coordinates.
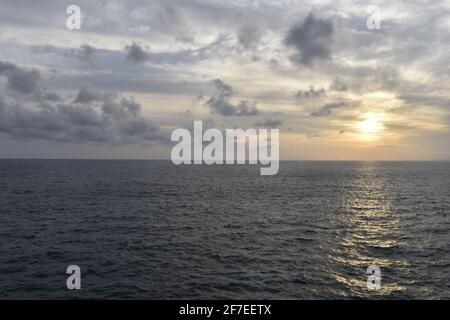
top-left (0, 0), bottom-right (448, 160)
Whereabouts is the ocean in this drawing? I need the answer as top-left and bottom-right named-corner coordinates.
top-left (0, 160), bottom-right (448, 299)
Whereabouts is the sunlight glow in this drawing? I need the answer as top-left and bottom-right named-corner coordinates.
top-left (356, 113), bottom-right (384, 134)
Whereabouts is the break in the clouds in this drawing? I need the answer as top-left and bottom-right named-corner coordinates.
top-left (0, 0), bottom-right (448, 160)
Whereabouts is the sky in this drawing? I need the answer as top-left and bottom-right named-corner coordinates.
top-left (0, 0), bottom-right (449, 160)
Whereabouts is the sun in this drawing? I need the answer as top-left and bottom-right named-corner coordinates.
top-left (354, 113), bottom-right (385, 141)
top-left (356, 113), bottom-right (383, 134)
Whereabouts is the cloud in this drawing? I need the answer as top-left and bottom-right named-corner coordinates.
top-left (295, 85), bottom-right (326, 99)
top-left (285, 13), bottom-right (334, 65)
top-left (205, 79), bottom-right (260, 116)
top-left (399, 94), bottom-right (450, 109)
top-left (76, 44), bottom-right (96, 63)
top-left (125, 43), bottom-right (149, 63)
top-left (176, 35), bottom-right (194, 43)
top-left (254, 117), bottom-right (284, 128)
top-left (383, 122), bottom-right (417, 132)
top-left (0, 91), bottom-right (166, 145)
top-left (0, 61), bottom-right (167, 145)
top-left (0, 61), bottom-right (42, 95)
top-left (329, 77), bottom-right (347, 91)
top-left (310, 102), bottom-right (346, 117)
top-left (74, 86), bottom-right (104, 104)
top-left (237, 25), bottom-right (262, 49)
top-left (43, 92), bottom-right (62, 102)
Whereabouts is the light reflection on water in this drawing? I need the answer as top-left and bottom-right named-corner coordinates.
top-left (329, 162), bottom-right (408, 297)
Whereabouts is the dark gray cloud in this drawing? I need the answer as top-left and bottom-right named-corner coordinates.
top-left (310, 102), bottom-right (346, 117)
top-left (0, 91), bottom-right (166, 145)
top-left (0, 61), bottom-right (166, 145)
top-left (329, 77), bottom-right (347, 91)
top-left (237, 25), bottom-right (262, 49)
top-left (206, 79), bottom-right (260, 116)
top-left (254, 117), bottom-right (284, 128)
top-left (125, 43), bottom-right (150, 63)
top-left (0, 61), bottom-right (42, 95)
top-left (295, 85), bottom-right (326, 99)
top-left (74, 86), bottom-right (104, 104)
top-left (76, 44), bottom-right (96, 63)
top-left (285, 13), bottom-right (334, 65)
top-left (43, 92), bottom-right (62, 102)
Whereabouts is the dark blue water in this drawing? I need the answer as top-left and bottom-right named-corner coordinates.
top-left (0, 160), bottom-right (449, 299)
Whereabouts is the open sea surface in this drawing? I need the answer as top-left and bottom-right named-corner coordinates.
top-left (0, 160), bottom-right (449, 299)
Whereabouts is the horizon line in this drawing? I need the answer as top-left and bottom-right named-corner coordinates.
top-left (0, 158), bottom-right (449, 162)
